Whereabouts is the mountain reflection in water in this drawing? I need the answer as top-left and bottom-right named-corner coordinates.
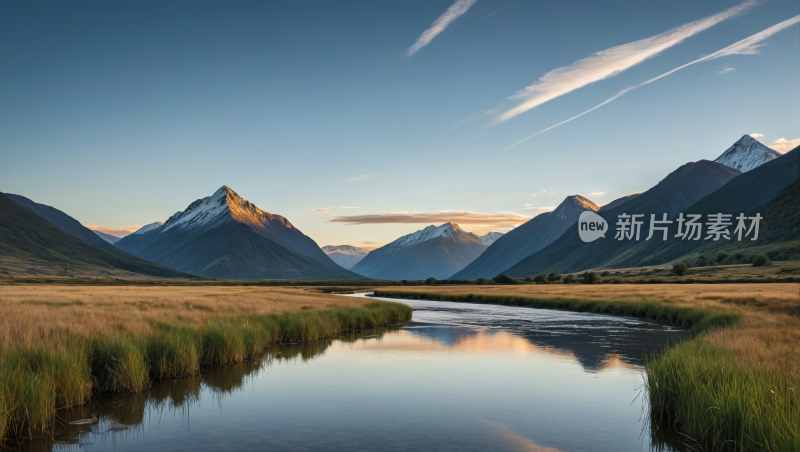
top-left (11, 294), bottom-right (685, 452)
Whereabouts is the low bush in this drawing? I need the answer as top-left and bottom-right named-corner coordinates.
top-left (752, 255), bottom-right (771, 267)
top-left (672, 262), bottom-right (689, 276)
top-left (492, 274), bottom-right (516, 284)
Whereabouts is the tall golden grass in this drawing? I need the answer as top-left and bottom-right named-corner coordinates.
top-left (0, 285), bottom-right (412, 439)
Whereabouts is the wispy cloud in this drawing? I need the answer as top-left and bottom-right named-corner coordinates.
top-left (342, 174), bottom-right (376, 183)
top-left (523, 206), bottom-right (556, 215)
top-left (328, 210), bottom-right (529, 233)
top-left (750, 133), bottom-right (765, 139)
top-left (305, 206), bottom-right (361, 212)
top-left (493, 1), bottom-right (754, 123)
top-left (585, 191), bottom-right (606, 196)
top-left (502, 15), bottom-right (800, 150)
top-left (456, 104), bottom-right (505, 125)
top-left (406, 0), bottom-right (479, 56)
top-left (717, 65), bottom-right (735, 74)
top-left (769, 138), bottom-right (800, 153)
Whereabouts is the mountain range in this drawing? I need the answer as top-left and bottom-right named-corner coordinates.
top-left (3, 135), bottom-right (794, 281)
top-left (350, 223), bottom-right (487, 280)
top-left (504, 146), bottom-right (797, 276)
top-left (115, 186), bottom-right (363, 280)
top-left (450, 195), bottom-right (600, 280)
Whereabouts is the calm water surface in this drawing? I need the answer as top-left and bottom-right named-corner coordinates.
top-left (17, 293), bottom-right (686, 452)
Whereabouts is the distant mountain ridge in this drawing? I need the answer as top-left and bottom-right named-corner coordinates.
top-left (93, 230), bottom-right (122, 245)
top-left (322, 245), bottom-right (368, 269)
top-left (714, 135), bottom-right (782, 173)
top-left (450, 195), bottom-right (599, 280)
top-left (351, 223), bottom-right (487, 280)
top-left (116, 186), bottom-right (362, 280)
top-left (504, 159), bottom-right (744, 276)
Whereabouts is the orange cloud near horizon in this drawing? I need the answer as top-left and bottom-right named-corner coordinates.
top-left (327, 210), bottom-right (531, 236)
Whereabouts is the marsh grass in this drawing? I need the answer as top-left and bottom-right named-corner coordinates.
top-left (375, 287), bottom-right (800, 451)
top-left (0, 288), bottom-right (411, 439)
top-left (647, 342), bottom-right (799, 452)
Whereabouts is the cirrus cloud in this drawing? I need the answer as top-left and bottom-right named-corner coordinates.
top-left (502, 14), bottom-right (800, 150)
top-left (406, 0), bottom-right (479, 56)
top-left (494, 1), bottom-right (755, 123)
top-left (342, 174), bottom-right (376, 183)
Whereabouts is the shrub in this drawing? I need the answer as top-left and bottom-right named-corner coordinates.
top-left (600, 271), bottom-right (610, 277)
top-left (401, 280), bottom-right (408, 286)
top-left (563, 274), bottom-right (575, 284)
top-left (672, 262), bottom-right (689, 276)
top-left (524, 276), bottom-right (532, 282)
top-left (547, 273), bottom-right (561, 281)
top-left (715, 252), bottom-right (728, 263)
top-left (424, 277), bottom-right (437, 285)
top-left (492, 274), bottom-right (516, 284)
top-left (752, 255), bottom-right (771, 267)
top-left (533, 274), bottom-right (546, 283)
top-left (695, 255), bottom-right (709, 267)
top-left (476, 278), bottom-right (485, 284)
top-left (581, 272), bottom-right (597, 284)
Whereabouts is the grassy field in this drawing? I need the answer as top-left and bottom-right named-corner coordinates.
top-left (0, 286), bottom-right (412, 440)
top-left (374, 283), bottom-right (800, 452)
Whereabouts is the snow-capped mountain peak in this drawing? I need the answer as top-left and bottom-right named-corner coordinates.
top-left (478, 232), bottom-right (504, 246)
top-left (386, 222), bottom-right (479, 249)
top-left (160, 186), bottom-right (231, 232)
top-left (547, 195), bottom-right (599, 220)
top-left (156, 186), bottom-right (297, 234)
top-left (714, 135), bottom-right (781, 173)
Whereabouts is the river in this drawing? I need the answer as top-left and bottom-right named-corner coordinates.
top-left (16, 293), bottom-right (685, 452)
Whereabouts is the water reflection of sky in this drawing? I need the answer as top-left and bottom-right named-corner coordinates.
top-left (21, 294), bottom-right (684, 452)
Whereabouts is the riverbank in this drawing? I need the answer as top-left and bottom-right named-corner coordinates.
top-left (0, 286), bottom-right (412, 440)
top-left (373, 285), bottom-right (800, 452)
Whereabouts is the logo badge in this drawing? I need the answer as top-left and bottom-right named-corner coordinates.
top-left (578, 211), bottom-right (608, 243)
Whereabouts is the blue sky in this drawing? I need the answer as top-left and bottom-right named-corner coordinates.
top-left (2, 0), bottom-right (798, 249)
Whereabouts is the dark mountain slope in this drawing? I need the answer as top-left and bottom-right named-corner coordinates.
top-left (625, 145), bottom-right (800, 266)
top-left (0, 192), bottom-right (198, 278)
top-left (450, 196), bottom-right (599, 280)
top-left (599, 193), bottom-right (641, 211)
top-left (503, 160), bottom-right (743, 276)
top-left (6, 193), bottom-right (115, 250)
